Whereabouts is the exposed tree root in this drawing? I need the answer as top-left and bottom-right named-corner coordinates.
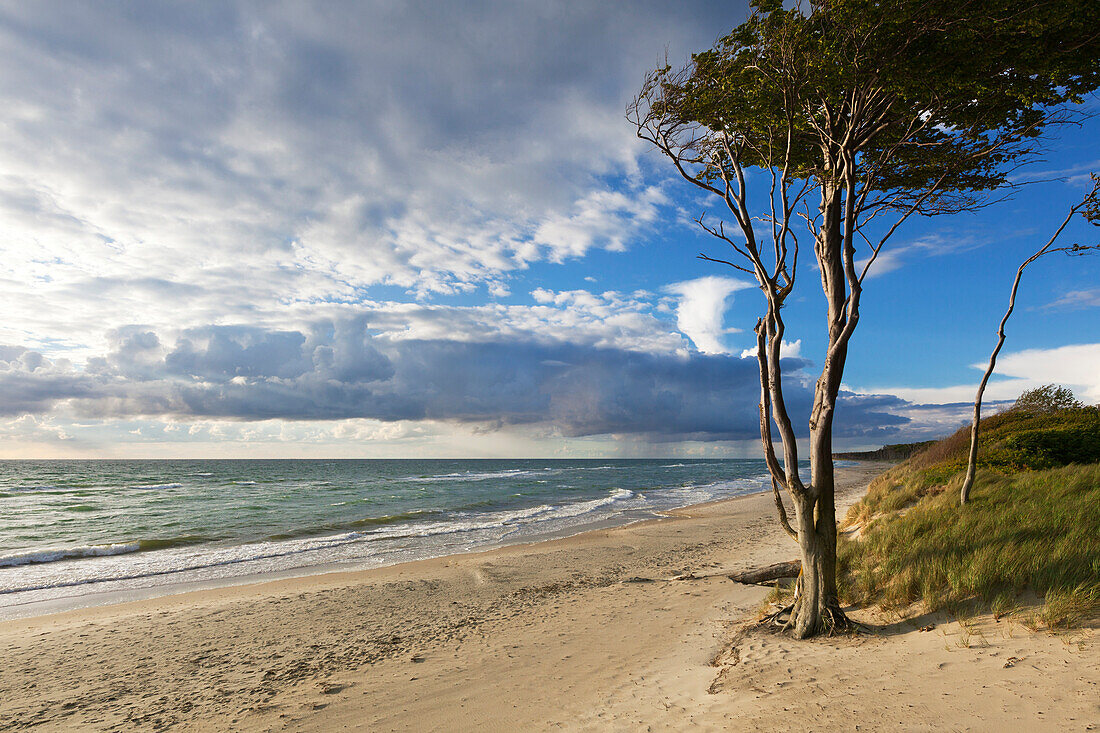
top-left (818, 601), bottom-right (867, 635)
top-left (758, 597), bottom-right (867, 637)
top-left (759, 602), bottom-right (795, 628)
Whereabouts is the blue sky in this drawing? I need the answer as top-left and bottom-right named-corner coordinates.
top-left (0, 1), bottom-right (1096, 458)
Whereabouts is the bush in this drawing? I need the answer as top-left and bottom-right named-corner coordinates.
top-left (1012, 384), bottom-right (1083, 414)
top-left (900, 397), bottom-right (1100, 475)
top-left (1002, 425), bottom-right (1100, 467)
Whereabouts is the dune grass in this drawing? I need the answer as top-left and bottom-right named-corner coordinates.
top-left (839, 404), bottom-right (1100, 628)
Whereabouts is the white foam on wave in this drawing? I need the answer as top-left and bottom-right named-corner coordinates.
top-left (542, 488), bottom-right (635, 520)
top-left (404, 468), bottom-right (556, 483)
top-left (365, 488), bottom-right (637, 539)
top-left (404, 464), bottom-right (622, 483)
top-left (646, 473), bottom-right (775, 511)
top-left (131, 483), bottom-right (183, 490)
top-left (0, 542), bottom-right (142, 568)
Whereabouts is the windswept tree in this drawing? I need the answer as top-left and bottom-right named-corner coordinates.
top-left (630, 0), bottom-right (1100, 637)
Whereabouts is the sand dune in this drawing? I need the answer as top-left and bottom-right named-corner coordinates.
top-left (0, 462), bottom-right (1095, 731)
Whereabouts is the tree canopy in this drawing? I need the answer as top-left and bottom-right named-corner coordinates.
top-left (649, 0), bottom-right (1100, 216)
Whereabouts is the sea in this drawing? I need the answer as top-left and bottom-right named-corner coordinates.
top-left (0, 458), bottom-right (801, 619)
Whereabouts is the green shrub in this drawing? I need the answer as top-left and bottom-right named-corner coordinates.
top-left (1012, 384), bottom-right (1083, 414)
top-left (900, 401), bottom-right (1100, 474)
top-left (1003, 425), bottom-right (1100, 467)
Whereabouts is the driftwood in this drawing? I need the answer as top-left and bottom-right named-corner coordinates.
top-left (727, 560), bottom-right (801, 585)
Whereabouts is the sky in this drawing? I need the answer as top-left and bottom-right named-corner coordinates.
top-left (0, 1), bottom-right (1096, 459)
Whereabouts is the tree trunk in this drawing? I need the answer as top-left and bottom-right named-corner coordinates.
top-left (788, 496), bottom-right (825, 638)
top-left (959, 384), bottom-right (986, 505)
top-left (786, 481), bottom-right (846, 637)
top-left (783, 177), bottom-right (851, 637)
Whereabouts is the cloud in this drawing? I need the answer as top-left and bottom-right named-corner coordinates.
top-left (665, 276), bottom-right (753, 354)
top-left (858, 232), bottom-right (984, 278)
top-left (993, 343), bottom-right (1100, 403)
top-left (531, 187), bottom-right (667, 262)
top-left (739, 339), bottom-right (801, 360)
top-left (0, 1), bottom-right (745, 358)
top-left (1043, 288), bottom-right (1100, 311)
top-left (0, 318), bottom-right (909, 441)
top-left (0, 414), bottom-right (75, 444)
top-left (1010, 159), bottom-right (1100, 187)
top-left (853, 342), bottom-right (1100, 406)
top-left (377, 288), bottom-right (687, 353)
top-left (0, 347), bottom-right (95, 414)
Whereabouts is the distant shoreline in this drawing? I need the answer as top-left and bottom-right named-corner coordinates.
top-left (833, 440), bottom-right (936, 461)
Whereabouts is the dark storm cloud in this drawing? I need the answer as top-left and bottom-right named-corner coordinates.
top-left (0, 347), bottom-right (97, 415)
top-left (0, 320), bottom-right (910, 440)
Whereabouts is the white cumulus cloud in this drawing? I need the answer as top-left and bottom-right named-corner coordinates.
top-left (853, 342), bottom-right (1100, 405)
top-left (665, 276), bottom-right (752, 354)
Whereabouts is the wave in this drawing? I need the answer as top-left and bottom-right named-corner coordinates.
top-left (389, 488), bottom-right (637, 539)
top-left (0, 535), bottom-right (218, 569)
top-left (403, 468), bottom-right (558, 483)
top-left (137, 535), bottom-right (215, 552)
top-left (0, 488), bottom-right (640, 594)
top-left (541, 488), bottom-right (635, 520)
top-left (131, 483), bottom-right (183, 490)
top-left (0, 542), bottom-right (142, 568)
top-left (263, 510), bottom-right (446, 541)
top-left (1, 485), bottom-right (63, 494)
top-left (349, 510), bottom-right (441, 528)
top-left (405, 464), bottom-right (623, 483)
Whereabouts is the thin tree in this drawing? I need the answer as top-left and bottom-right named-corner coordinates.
top-left (630, 0), bottom-right (1100, 637)
top-left (961, 175), bottom-right (1100, 505)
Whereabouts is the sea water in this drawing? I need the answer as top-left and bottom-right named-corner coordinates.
top-left (0, 458), bottom-right (798, 618)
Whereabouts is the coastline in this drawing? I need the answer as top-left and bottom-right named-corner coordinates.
top-left (0, 459), bottom-right (781, 622)
top-left (1, 460), bottom-right (1094, 731)
top-left (3, 462), bottom-right (878, 625)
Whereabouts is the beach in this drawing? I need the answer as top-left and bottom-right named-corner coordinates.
top-left (1, 461), bottom-right (1096, 731)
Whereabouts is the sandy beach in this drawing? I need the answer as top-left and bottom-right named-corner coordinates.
top-left (1, 461), bottom-right (1095, 732)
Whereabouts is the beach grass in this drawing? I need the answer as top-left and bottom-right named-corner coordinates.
top-left (839, 404), bottom-right (1100, 627)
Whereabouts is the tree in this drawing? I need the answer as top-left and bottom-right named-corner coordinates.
top-left (960, 177), bottom-right (1099, 505)
top-left (630, 0), bottom-right (1100, 637)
